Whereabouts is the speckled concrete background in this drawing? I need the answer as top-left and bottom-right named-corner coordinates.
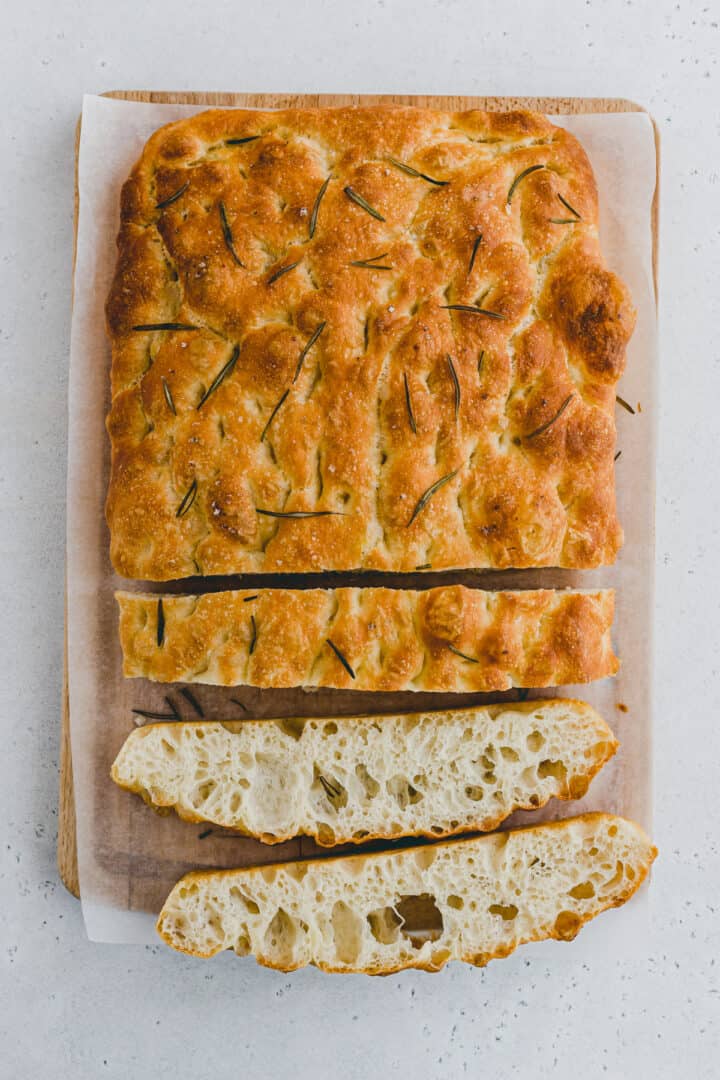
top-left (1, 1), bottom-right (718, 1076)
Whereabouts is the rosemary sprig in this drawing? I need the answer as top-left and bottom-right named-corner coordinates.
top-left (326, 638), bottom-right (356, 679)
top-left (468, 234), bottom-right (483, 275)
top-left (161, 376), bottom-right (176, 415)
top-left (132, 707), bottom-right (179, 721)
top-left (616, 395), bottom-right (636, 415)
top-left (318, 774), bottom-right (342, 798)
top-left (309, 176), bottom-right (331, 239)
top-left (156, 181), bottom-right (189, 210)
top-left (179, 687), bottom-right (204, 717)
top-left (548, 218), bottom-right (580, 225)
top-left (441, 304), bottom-right (505, 320)
top-left (403, 372), bottom-right (417, 434)
top-left (267, 260), bottom-right (301, 285)
top-left (230, 697), bottom-right (249, 713)
top-left (176, 478), bottom-right (198, 517)
top-left (225, 135), bottom-right (260, 146)
top-left (243, 594), bottom-right (259, 602)
top-left (408, 468), bottom-right (460, 526)
top-left (198, 828), bottom-right (214, 839)
top-left (260, 389), bottom-right (290, 442)
top-left (343, 186), bottom-right (385, 221)
top-left (196, 345), bottom-right (240, 410)
top-left (415, 563), bottom-right (431, 570)
top-left (293, 321), bottom-right (326, 383)
top-left (350, 256), bottom-right (393, 270)
top-left (447, 354), bottom-right (461, 417)
top-left (557, 192), bottom-right (581, 220)
top-left (388, 157), bottom-right (448, 186)
top-left (256, 508), bottom-right (340, 519)
top-left (249, 614), bottom-right (257, 655)
top-left (448, 643), bottom-right (479, 664)
top-left (614, 450), bottom-right (622, 462)
top-left (507, 164), bottom-right (546, 204)
top-left (132, 322), bottom-right (197, 332)
top-left (219, 201), bottom-right (244, 267)
top-left (156, 598), bottom-right (165, 647)
top-left (525, 393), bottom-right (575, 440)
top-left (478, 350), bottom-right (485, 376)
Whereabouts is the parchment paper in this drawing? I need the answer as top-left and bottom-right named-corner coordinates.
top-left (67, 95), bottom-right (657, 944)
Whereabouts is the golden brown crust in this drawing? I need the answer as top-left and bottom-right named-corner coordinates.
top-left (105, 106), bottom-right (634, 580)
top-left (117, 585), bottom-right (619, 691)
top-left (155, 813), bottom-right (657, 971)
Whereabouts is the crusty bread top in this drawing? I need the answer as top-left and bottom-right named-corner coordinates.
top-left (117, 585), bottom-right (619, 691)
top-left (106, 106), bottom-right (634, 581)
top-left (111, 699), bottom-right (618, 845)
top-left (156, 813), bottom-right (656, 972)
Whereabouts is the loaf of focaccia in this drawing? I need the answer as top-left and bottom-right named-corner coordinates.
top-left (111, 699), bottom-right (618, 845)
top-left (106, 106), bottom-right (634, 581)
top-left (116, 585), bottom-right (618, 691)
top-left (156, 813), bottom-right (655, 971)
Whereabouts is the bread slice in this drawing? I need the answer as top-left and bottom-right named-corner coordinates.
top-left (116, 585), bottom-right (619, 692)
top-left (156, 813), bottom-right (656, 971)
top-left (112, 700), bottom-right (617, 845)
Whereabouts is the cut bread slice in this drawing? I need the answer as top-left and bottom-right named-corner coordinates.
top-left (157, 813), bottom-right (656, 971)
top-left (116, 586), bottom-right (619, 692)
top-left (111, 700), bottom-right (617, 846)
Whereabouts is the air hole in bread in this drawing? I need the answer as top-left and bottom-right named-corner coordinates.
top-left (323, 721), bottom-right (338, 736)
top-left (554, 910), bottom-right (582, 940)
top-left (604, 860), bottom-right (625, 890)
top-left (275, 718), bottom-right (304, 741)
top-left (413, 847), bottom-right (437, 871)
top-left (386, 775), bottom-right (424, 810)
top-left (537, 759), bottom-right (567, 782)
top-left (367, 905), bottom-right (403, 945)
top-left (192, 780), bottom-right (216, 807)
top-left (395, 894), bottom-right (444, 948)
top-left (526, 730), bottom-right (545, 752)
top-left (568, 881), bottom-right (596, 900)
top-left (355, 763), bottom-right (380, 799)
top-left (465, 785), bottom-right (484, 801)
top-left (264, 908), bottom-right (301, 966)
top-left (331, 901), bottom-right (363, 964)
top-left (229, 886), bottom-right (260, 915)
top-left (233, 934), bottom-right (251, 957)
top-left (447, 894), bottom-right (464, 910)
top-left (488, 903), bottom-right (518, 921)
top-left (160, 738), bottom-right (177, 756)
top-left (500, 746), bottom-right (519, 762)
top-left (608, 824), bottom-right (618, 837)
top-left (317, 823), bottom-right (336, 845)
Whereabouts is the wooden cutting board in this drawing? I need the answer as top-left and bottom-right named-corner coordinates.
top-left (58, 91), bottom-right (659, 899)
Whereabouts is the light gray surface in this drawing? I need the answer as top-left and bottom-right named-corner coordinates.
top-left (0, 0), bottom-right (717, 1076)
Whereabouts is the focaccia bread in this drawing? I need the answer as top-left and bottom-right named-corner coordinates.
top-left (106, 106), bottom-right (635, 581)
top-left (156, 813), bottom-right (656, 971)
top-left (117, 585), bottom-right (618, 691)
top-left (111, 699), bottom-right (617, 845)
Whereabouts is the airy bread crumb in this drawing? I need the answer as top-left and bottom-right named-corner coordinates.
top-left (156, 813), bottom-right (656, 972)
top-left (112, 699), bottom-right (617, 845)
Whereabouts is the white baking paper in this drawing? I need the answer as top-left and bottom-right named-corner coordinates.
top-left (66, 95), bottom-right (657, 944)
